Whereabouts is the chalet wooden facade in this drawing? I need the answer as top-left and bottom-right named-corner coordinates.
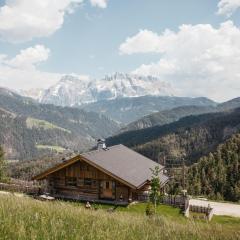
top-left (33, 144), bottom-right (168, 204)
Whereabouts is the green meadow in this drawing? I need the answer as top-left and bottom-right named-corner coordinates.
top-left (0, 194), bottom-right (240, 240)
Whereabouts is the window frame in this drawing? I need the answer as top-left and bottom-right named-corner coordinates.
top-left (65, 177), bottom-right (77, 187)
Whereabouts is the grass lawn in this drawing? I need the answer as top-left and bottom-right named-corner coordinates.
top-left (118, 202), bottom-right (183, 218)
top-left (0, 193), bottom-right (240, 240)
top-left (36, 144), bottom-right (66, 152)
top-left (68, 201), bottom-right (183, 219)
top-left (26, 117), bottom-right (71, 133)
top-left (212, 215), bottom-right (240, 225)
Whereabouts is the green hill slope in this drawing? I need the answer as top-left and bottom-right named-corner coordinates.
top-left (0, 194), bottom-right (239, 240)
top-left (107, 109), bottom-right (240, 165)
top-left (0, 88), bottom-right (120, 160)
top-left (80, 96), bottom-right (216, 124)
top-left (121, 105), bottom-right (216, 132)
top-left (120, 97), bottom-right (240, 133)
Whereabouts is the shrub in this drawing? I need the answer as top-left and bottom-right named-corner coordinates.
top-left (145, 202), bottom-right (155, 216)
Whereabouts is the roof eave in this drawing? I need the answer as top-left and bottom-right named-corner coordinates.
top-left (136, 174), bottom-right (169, 189)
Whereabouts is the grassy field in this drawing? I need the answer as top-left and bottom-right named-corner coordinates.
top-left (36, 144), bottom-right (66, 152)
top-left (0, 194), bottom-right (240, 240)
top-left (26, 117), bottom-right (71, 133)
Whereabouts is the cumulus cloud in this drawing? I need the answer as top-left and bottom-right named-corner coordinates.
top-left (0, 45), bottom-right (89, 90)
top-left (217, 0), bottom-right (240, 17)
top-left (120, 21), bottom-right (240, 101)
top-left (90, 0), bottom-right (108, 8)
top-left (119, 29), bottom-right (176, 55)
top-left (0, 45), bottom-right (60, 89)
top-left (6, 45), bottom-right (50, 69)
top-left (0, 0), bottom-right (108, 43)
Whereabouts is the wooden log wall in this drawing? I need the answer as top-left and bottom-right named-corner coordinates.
top-left (47, 160), bottom-right (131, 201)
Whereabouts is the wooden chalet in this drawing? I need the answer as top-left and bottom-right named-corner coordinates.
top-left (33, 143), bottom-right (168, 204)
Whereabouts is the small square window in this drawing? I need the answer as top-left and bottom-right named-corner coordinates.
top-left (66, 177), bottom-right (77, 187)
top-left (84, 178), bottom-right (92, 186)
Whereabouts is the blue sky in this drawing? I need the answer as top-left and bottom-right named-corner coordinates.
top-left (0, 0), bottom-right (240, 101)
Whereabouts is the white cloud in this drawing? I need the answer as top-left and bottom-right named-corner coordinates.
top-left (119, 29), bottom-right (176, 55)
top-left (6, 45), bottom-right (50, 69)
top-left (0, 45), bottom-right (89, 90)
top-left (120, 21), bottom-right (240, 102)
top-left (0, 45), bottom-right (60, 89)
top-left (0, 0), bottom-right (108, 43)
top-left (90, 0), bottom-right (108, 8)
top-left (217, 0), bottom-right (240, 17)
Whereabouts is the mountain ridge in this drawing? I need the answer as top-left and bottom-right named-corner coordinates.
top-left (18, 73), bottom-right (217, 124)
top-left (23, 73), bottom-right (174, 107)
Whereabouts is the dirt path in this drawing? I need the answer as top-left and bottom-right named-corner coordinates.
top-left (190, 199), bottom-right (240, 218)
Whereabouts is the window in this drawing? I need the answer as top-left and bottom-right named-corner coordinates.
top-left (77, 178), bottom-right (84, 186)
top-left (106, 181), bottom-right (110, 189)
top-left (66, 177), bottom-right (77, 187)
top-left (92, 180), bottom-right (97, 187)
top-left (84, 178), bottom-right (92, 186)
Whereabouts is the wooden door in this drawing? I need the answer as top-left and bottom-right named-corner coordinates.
top-left (100, 180), bottom-right (115, 200)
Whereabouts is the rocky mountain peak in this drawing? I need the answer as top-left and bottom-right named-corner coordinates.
top-left (22, 72), bottom-right (175, 107)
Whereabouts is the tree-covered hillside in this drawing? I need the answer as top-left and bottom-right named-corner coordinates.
top-left (187, 133), bottom-right (240, 202)
top-left (0, 88), bottom-right (120, 160)
top-left (107, 108), bottom-right (240, 165)
top-left (80, 95), bottom-right (216, 124)
top-left (121, 105), bottom-right (216, 132)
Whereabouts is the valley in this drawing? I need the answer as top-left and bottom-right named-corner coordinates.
top-left (1, 73), bottom-right (240, 203)
top-left (1, 74), bottom-right (240, 240)
top-left (1, 1), bottom-right (240, 239)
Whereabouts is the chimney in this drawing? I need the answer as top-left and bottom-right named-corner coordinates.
top-left (97, 139), bottom-right (106, 150)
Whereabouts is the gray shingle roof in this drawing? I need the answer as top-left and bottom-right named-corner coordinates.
top-left (82, 144), bottom-right (168, 189)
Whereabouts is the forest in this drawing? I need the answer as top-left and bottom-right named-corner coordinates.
top-left (187, 134), bottom-right (240, 202)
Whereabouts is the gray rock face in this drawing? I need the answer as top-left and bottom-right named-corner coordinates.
top-left (38, 73), bottom-right (174, 106)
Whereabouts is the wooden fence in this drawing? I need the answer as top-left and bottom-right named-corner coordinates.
top-left (184, 204), bottom-right (214, 221)
top-left (0, 182), bottom-right (40, 195)
top-left (162, 195), bottom-right (189, 210)
top-left (188, 204), bottom-right (214, 221)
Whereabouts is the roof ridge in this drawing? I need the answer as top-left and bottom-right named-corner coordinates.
top-left (82, 144), bottom-right (123, 155)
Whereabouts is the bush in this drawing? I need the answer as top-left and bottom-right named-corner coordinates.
top-left (145, 202), bottom-right (155, 216)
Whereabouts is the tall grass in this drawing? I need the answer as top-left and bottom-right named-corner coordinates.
top-left (0, 194), bottom-right (239, 240)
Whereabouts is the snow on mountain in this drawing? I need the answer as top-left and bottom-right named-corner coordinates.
top-left (36, 72), bottom-right (174, 107)
top-left (19, 88), bottom-right (44, 100)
